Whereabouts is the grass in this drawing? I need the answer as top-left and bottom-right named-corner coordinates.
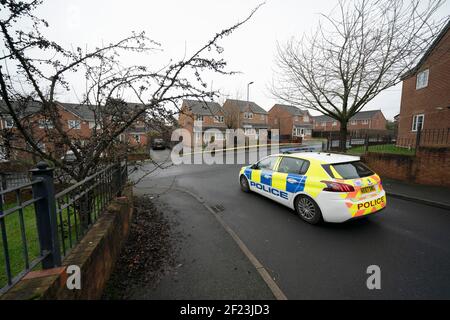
top-left (0, 202), bottom-right (41, 290)
top-left (1, 191), bottom-right (110, 290)
top-left (347, 144), bottom-right (416, 156)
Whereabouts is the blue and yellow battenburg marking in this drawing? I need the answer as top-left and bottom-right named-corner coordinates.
top-left (244, 167), bottom-right (307, 199)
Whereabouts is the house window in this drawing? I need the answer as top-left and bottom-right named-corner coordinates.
top-left (295, 116), bottom-right (299, 122)
top-left (196, 115), bottom-right (204, 122)
top-left (274, 119), bottom-right (278, 125)
top-left (244, 112), bottom-right (254, 120)
top-left (303, 116), bottom-right (309, 122)
top-left (4, 119), bottom-right (14, 129)
top-left (332, 121), bottom-right (338, 127)
top-left (214, 116), bottom-right (224, 123)
top-left (350, 120), bottom-right (357, 126)
top-left (39, 120), bottom-right (54, 129)
top-left (321, 122), bottom-right (326, 127)
top-left (68, 120), bottom-right (81, 130)
top-left (293, 128), bottom-right (304, 137)
top-left (261, 114), bottom-right (265, 121)
top-left (362, 120), bottom-right (369, 125)
top-left (416, 69), bottom-right (429, 90)
top-left (37, 143), bottom-right (46, 152)
top-left (412, 114), bottom-right (425, 132)
top-left (134, 134), bottom-right (141, 143)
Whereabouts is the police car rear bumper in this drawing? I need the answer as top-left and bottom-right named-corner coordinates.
top-left (316, 191), bottom-right (387, 223)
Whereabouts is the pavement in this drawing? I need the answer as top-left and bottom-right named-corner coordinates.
top-left (126, 148), bottom-right (450, 300)
top-left (383, 178), bottom-right (450, 210)
top-left (129, 189), bottom-right (276, 300)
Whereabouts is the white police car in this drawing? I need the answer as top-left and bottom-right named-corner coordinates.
top-left (239, 153), bottom-right (386, 224)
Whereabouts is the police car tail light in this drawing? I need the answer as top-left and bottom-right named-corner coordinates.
top-left (322, 181), bottom-right (355, 193)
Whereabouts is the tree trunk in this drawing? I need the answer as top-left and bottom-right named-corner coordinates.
top-left (339, 122), bottom-right (348, 153)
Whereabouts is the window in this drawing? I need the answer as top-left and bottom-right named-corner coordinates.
top-left (303, 116), bottom-right (309, 122)
top-left (196, 115), bottom-right (204, 122)
top-left (274, 118), bottom-right (278, 125)
top-left (214, 116), bottom-right (224, 123)
top-left (4, 119), bottom-right (14, 129)
top-left (293, 128), bottom-right (304, 137)
top-left (321, 122), bottom-right (326, 127)
top-left (68, 120), bottom-right (81, 130)
top-left (38, 120), bottom-right (54, 129)
top-left (416, 69), bottom-right (429, 90)
top-left (295, 116), bottom-right (299, 122)
top-left (244, 112), bottom-right (254, 120)
top-left (323, 161), bottom-right (374, 179)
top-left (412, 114), bottom-right (425, 132)
top-left (134, 134), bottom-right (141, 143)
top-left (332, 121), bottom-right (338, 127)
top-left (278, 157), bottom-right (309, 175)
top-left (261, 114), bottom-right (265, 121)
top-left (350, 120), bottom-right (357, 126)
top-left (362, 120), bottom-right (369, 125)
top-left (37, 143), bottom-right (46, 152)
top-left (255, 156), bottom-right (278, 171)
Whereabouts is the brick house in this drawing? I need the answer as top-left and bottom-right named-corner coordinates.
top-left (268, 104), bottom-right (313, 140)
top-left (397, 21), bottom-right (450, 144)
top-left (178, 99), bottom-right (227, 145)
top-left (0, 100), bottom-right (149, 161)
top-left (222, 99), bottom-right (269, 139)
top-left (313, 110), bottom-right (387, 132)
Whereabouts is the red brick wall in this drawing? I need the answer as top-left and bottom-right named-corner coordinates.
top-left (398, 28), bottom-right (450, 142)
top-left (362, 147), bottom-right (450, 187)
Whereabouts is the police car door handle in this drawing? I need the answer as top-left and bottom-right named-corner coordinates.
top-left (287, 178), bottom-right (299, 184)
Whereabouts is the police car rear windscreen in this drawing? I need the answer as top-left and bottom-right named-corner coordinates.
top-left (323, 162), bottom-right (374, 180)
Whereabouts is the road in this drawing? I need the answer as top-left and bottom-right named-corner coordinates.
top-left (131, 148), bottom-right (450, 300)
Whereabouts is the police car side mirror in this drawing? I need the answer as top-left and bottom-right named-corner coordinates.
top-left (251, 164), bottom-right (259, 170)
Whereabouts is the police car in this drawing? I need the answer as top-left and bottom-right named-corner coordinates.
top-left (239, 153), bottom-right (386, 224)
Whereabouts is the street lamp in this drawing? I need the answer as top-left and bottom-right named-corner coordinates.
top-left (247, 81), bottom-right (254, 103)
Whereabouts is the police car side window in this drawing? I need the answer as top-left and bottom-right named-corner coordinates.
top-left (278, 157), bottom-right (308, 175)
top-left (256, 157), bottom-right (278, 171)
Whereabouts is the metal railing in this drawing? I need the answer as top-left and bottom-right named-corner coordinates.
top-left (318, 128), bottom-right (449, 154)
top-left (0, 160), bottom-right (128, 294)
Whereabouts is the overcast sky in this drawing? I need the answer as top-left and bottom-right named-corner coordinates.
top-left (30, 0), bottom-right (450, 120)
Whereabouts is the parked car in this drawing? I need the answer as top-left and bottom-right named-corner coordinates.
top-left (239, 152), bottom-right (386, 225)
top-left (151, 138), bottom-right (166, 150)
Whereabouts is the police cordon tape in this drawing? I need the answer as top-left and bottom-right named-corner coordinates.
top-left (173, 143), bottom-right (308, 157)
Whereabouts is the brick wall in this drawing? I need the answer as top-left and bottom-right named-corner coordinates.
top-left (398, 27), bottom-right (450, 142)
top-left (362, 147), bottom-right (450, 187)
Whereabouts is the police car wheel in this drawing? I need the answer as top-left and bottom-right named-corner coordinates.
top-left (294, 195), bottom-right (322, 225)
top-left (240, 176), bottom-right (250, 193)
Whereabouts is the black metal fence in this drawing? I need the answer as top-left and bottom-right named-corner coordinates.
top-left (0, 161), bottom-right (128, 294)
top-left (316, 128), bottom-right (449, 154)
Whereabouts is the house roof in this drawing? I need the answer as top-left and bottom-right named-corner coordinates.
top-left (1, 99), bottom-right (146, 121)
top-left (225, 99), bottom-right (268, 115)
top-left (402, 20), bottom-right (450, 80)
top-left (313, 110), bottom-right (382, 122)
top-left (183, 99), bottom-right (223, 116)
top-left (0, 99), bottom-right (43, 117)
top-left (271, 104), bottom-right (308, 116)
top-left (60, 102), bottom-right (146, 121)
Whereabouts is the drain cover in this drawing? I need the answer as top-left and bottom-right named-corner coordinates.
top-left (211, 204), bottom-right (225, 213)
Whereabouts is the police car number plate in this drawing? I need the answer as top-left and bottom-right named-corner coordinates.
top-left (361, 186), bottom-right (376, 194)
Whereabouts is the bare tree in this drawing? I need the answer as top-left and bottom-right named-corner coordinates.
top-left (272, 0), bottom-right (447, 151)
top-left (0, 0), bottom-right (262, 181)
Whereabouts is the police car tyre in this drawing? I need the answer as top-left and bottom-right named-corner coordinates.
top-left (294, 195), bottom-right (322, 225)
top-left (240, 175), bottom-right (250, 193)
